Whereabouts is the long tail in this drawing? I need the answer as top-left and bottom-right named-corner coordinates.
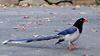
top-left (2, 35), bottom-right (61, 45)
top-left (26, 35), bottom-right (61, 42)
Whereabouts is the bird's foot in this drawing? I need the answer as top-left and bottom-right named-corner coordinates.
top-left (72, 43), bottom-right (78, 49)
top-left (67, 44), bottom-right (78, 51)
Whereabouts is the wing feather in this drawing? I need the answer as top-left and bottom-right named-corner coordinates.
top-left (57, 26), bottom-right (77, 35)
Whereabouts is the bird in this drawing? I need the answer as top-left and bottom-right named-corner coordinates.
top-left (55, 18), bottom-right (88, 50)
top-left (2, 18), bottom-right (88, 51)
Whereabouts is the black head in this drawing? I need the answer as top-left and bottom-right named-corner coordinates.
top-left (73, 18), bottom-right (88, 33)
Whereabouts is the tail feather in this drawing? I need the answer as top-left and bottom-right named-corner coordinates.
top-left (3, 35), bottom-right (61, 43)
top-left (26, 35), bottom-right (60, 42)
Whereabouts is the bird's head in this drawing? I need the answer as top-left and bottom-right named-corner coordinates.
top-left (73, 18), bottom-right (88, 26)
top-left (76, 18), bottom-right (88, 23)
top-left (73, 18), bottom-right (88, 33)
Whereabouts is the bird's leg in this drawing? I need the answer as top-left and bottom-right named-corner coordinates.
top-left (67, 42), bottom-right (78, 51)
top-left (71, 42), bottom-right (78, 49)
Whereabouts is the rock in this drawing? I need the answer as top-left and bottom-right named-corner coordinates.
top-left (19, 0), bottom-right (46, 6)
top-left (73, 0), bottom-right (96, 5)
top-left (75, 5), bottom-right (80, 8)
top-left (46, 0), bottom-right (61, 3)
top-left (0, 0), bottom-right (19, 5)
top-left (10, 4), bottom-right (16, 7)
top-left (19, 1), bottom-right (31, 7)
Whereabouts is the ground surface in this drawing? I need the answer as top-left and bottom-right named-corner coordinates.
top-left (0, 6), bottom-right (100, 56)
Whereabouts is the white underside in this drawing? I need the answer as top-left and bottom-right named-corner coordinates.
top-left (63, 29), bottom-right (80, 43)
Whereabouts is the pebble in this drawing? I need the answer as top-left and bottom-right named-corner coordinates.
top-left (92, 29), bottom-right (98, 32)
top-left (16, 24), bottom-right (27, 31)
top-left (21, 26), bottom-right (26, 31)
top-left (32, 34), bottom-right (39, 37)
top-left (75, 5), bottom-right (81, 8)
top-left (10, 4), bottom-right (15, 7)
top-left (12, 27), bottom-right (19, 31)
top-left (21, 3), bottom-right (30, 7)
top-left (89, 26), bottom-right (98, 32)
top-left (3, 6), bottom-right (7, 8)
top-left (79, 12), bottom-right (87, 15)
top-left (65, 4), bottom-right (70, 7)
top-left (49, 12), bottom-right (57, 15)
top-left (60, 6), bottom-right (64, 8)
top-left (23, 16), bottom-right (29, 19)
top-left (83, 54), bottom-right (89, 56)
top-left (44, 18), bottom-right (51, 22)
top-left (41, 3), bottom-right (49, 7)
top-left (54, 29), bottom-right (61, 32)
top-left (72, 8), bottom-right (76, 10)
top-left (0, 4), bottom-right (2, 6)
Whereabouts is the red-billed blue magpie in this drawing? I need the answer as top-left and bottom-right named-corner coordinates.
top-left (2, 18), bottom-right (88, 50)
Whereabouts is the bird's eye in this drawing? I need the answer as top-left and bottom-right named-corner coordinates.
top-left (80, 20), bottom-right (82, 21)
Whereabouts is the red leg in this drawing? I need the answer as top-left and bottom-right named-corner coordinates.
top-left (67, 43), bottom-right (78, 51)
top-left (71, 43), bottom-right (78, 49)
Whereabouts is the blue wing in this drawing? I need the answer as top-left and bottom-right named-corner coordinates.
top-left (57, 26), bottom-right (77, 35)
